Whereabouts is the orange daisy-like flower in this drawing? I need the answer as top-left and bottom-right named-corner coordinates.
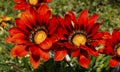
top-left (13, 0), bottom-right (51, 10)
top-left (6, 4), bottom-right (57, 69)
top-left (101, 29), bottom-right (120, 67)
top-left (56, 10), bottom-right (105, 68)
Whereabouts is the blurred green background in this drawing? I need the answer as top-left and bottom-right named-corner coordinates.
top-left (0, 0), bottom-right (120, 72)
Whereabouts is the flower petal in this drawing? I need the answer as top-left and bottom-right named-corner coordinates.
top-left (72, 49), bottom-right (80, 57)
top-left (78, 10), bottom-right (88, 30)
top-left (109, 58), bottom-right (119, 67)
top-left (9, 27), bottom-right (23, 36)
top-left (14, 2), bottom-right (30, 10)
top-left (13, 0), bottom-right (24, 2)
top-left (37, 4), bottom-right (50, 25)
top-left (54, 50), bottom-right (67, 61)
top-left (81, 45), bottom-right (98, 57)
top-left (30, 54), bottom-right (40, 69)
top-left (88, 23), bottom-right (102, 36)
top-left (15, 18), bottom-right (30, 34)
top-left (21, 8), bottom-right (37, 28)
top-left (87, 14), bottom-right (99, 32)
top-left (39, 38), bottom-right (52, 50)
top-left (78, 50), bottom-right (90, 68)
top-left (48, 16), bottom-right (57, 35)
top-left (10, 45), bottom-right (28, 57)
top-left (39, 49), bottom-right (50, 61)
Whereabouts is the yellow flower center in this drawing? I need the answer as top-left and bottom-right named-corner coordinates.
top-left (29, 0), bottom-right (38, 5)
top-left (117, 47), bottom-right (120, 56)
top-left (34, 30), bottom-right (47, 44)
top-left (72, 34), bottom-right (87, 47)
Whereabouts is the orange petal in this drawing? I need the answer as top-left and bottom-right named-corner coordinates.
top-left (10, 45), bottom-right (28, 57)
top-left (39, 38), bottom-right (52, 50)
top-left (54, 50), bottom-right (67, 61)
top-left (30, 54), bottom-right (40, 69)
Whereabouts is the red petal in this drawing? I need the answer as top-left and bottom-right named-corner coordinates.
top-left (87, 14), bottom-right (99, 32)
top-left (72, 49), bottom-right (80, 57)
top-left (112, 29), bottom-right (119, 43)
top-left (88, 23), bottom-right (102, 36)
top-left (38, 4), bottom-right (49, 15)
top-left (109, 58), bottom-right (119, 67)
top-left (39, 49), bottom-right (50, 61)
top-left (21, 8), bottom-right (37, 28)
top-left (64, 42), bottom-right (76, 49)
top-left (9, 27), bottom-right (23, 36)
top-left (10, 33), bottom-right (29, 44)
top-left (78, 10), bottom-right (88, 30)
top-left (14, 2), bottom-right (30, 10)
top-left (44, 10), bottom-right (51, 23)
top-left (104, 46), bottom-right (114, 55)
top-left (102, 32), bottom-right (111, 39)
top-left (30, 54), bottom-right (40, 69)
top-left (67, 12), bottom-right (77, 27)
top-left (89, 41), bottom-right (99, 47)
top-left (78, 51), bottom-right (90, 68)
top-left (54, 50), bottom-right (67, 61)
top-left (10, 45), bottom-right (28, 57)
top-left (39, 38), bottom-right (52, 50)
top-left (48, 16), bottom-right (57, 35)
top-left (64, 14), bottom-right (73, 32)
top-left (81, 45), bottom-right (98, 57)
top-left (11, 33), bottom-right (27, 39)
top-left (37, 4), bottom-right (51, 25)
top-left (15, 18), bottom-right (30, 34)
top-left (91, 32), bottom-right (103, 39)
top-left (44, 0), bottom-right (51, 2)
top-left (13, 0), bottom-right (24, 2)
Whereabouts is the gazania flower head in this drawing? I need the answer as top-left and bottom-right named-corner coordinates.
top-left (6, 4), bottom-right (57, 69)
top-left (101, 29), bottom-right (120, 67)
top-left (13, 0), bottom-right (51, 10)
top-left (57, 10), bottom-right (106, 68)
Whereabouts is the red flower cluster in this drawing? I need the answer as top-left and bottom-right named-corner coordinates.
top-left (6, 0), bottom-right (119, 69)
top-left (100, 29), bottom-right (120, 67)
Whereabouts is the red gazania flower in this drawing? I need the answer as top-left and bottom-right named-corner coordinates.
top-left (13, 0), bottom-right (51, 10)
top-left (6, 4), bottom-right (57, 69)
top-left (56, 10), bottom-right (106, 68)
top-left (100, 29), bottom-right (120, 67)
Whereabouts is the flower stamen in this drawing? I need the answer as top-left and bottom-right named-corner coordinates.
top-left (29, 0), bottom-right (38, 5)
top-left (34, 30), bottom-right (47, 44)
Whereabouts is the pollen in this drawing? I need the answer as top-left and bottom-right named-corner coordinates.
top-left (34, 30), bottom-right (47, 44)
top-left (29, 0), bottom-right (38, 5)
top-left (117, 47), bottom-right (120, 56)
top-left (72, 34), bottom-right (87, 47)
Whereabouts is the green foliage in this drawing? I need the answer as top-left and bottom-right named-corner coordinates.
top-left (0, 0), bottom-right (120, 72)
